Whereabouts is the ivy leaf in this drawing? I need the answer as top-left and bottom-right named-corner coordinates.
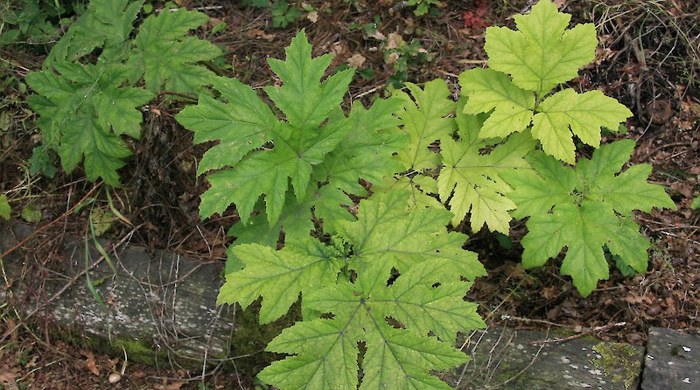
top-left (503, 141), bottom-right (676, 296)
top-left (484, 0), bottom-right (597, 95)
top-left (438, 100), bottom-right (535, 233)
top-left (129, 8), bottom-right (221, 94)
top-left (227, 190), bottom-right (485, 389)
top-left (26, 63), bottom-right (153, 186)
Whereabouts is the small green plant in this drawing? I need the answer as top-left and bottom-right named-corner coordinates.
top-left (177, 1), bottom-right (675, 387)
top-left (502, 141), bottom-right (675, 295)
top-left (0, 194), bottom-right (11, 220)
top-left (271, 0), bottom-right (300, 28)
top-left (25, 0), bottom-right (221, 186)
top-left (385, 37), bottom-right (433, 88)
top-left (0, 0), bottom-right (64, 47)
top-left (376, 0), bottom-right (675, 297)
top-left (406, 0), bottom-right (442, 16)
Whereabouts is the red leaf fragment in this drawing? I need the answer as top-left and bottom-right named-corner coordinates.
top-left (463, 0), bottom-right (491, 30)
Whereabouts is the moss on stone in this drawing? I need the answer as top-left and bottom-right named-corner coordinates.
top-left (110, 338), bottom-right (159, 365)
top-left (591, 342), bottom-right (641, 389)
top-left (229, 300), bottom-right (301, 376)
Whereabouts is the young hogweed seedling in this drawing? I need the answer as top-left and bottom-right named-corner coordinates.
top-left (26, 0), bottom-right (221, 186)
top-left (180, 30), bottom-right (487, 389)
top-left (177, 31), bottom-right (407, 251)
top-left (455, 0), bottom-right (675, 295)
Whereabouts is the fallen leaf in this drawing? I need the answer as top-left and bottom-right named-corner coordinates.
top-left (154, 381), bottom-right (185, 390)
top-left (83, 351), bottom-right (100, 376)
top-left (130, 369), bottom-right (146, 379)
top-left (347, 53), bottom-right (366, 68)
top-left (386, 32), bottom-right (404, 50)
top-left (0, 368), bottom-right (18, 387)
top-left (385, 52), bottom-right (400, 65)
top-left (307, 11), bottom-right (318, 23)
top-left (463, 0), bottom-right (491, 31)
top-left (248, 28), bottom-right (275, 41)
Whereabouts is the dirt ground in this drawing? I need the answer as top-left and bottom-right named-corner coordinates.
top-left (1, 0), bottom-right (698, 388)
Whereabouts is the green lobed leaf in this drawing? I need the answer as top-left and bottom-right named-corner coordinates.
top-left (45, 0), bottom-right (144, 66)
top-left (532, 89), bottom-right (632, 164)
top-left (438, 99), bottom-right (535, 233)
top-left (393, 79), bottom-right (456, 171)
top-left (312, 97), bottom-right (406, 232)
top-left (217, 241), bottom-right (341, 324)
top-left (337, 191), bottom-right (486, 281)
top-left (184, 31), bottom-right (404, 240)
top-left (129, 8), bottom-right (221, 94)
top-left (265, 31), bottom-right (355, 128)
top-left (459, 68), bottom-right (534, 138)
top-left (176, 76), bottom-right (278, 176)
top-left (26, 63), bottom-right (153, 186)
top-left (460, 1), bottom-right (631, 164)
top-left (0, 194), bottom-right (10, 220)
top-left (484, 0), bottom-right (597, 95)
top-left (231, 190), bottom-right (485, 389)
top-left (505, 141), bottom-right (676, 296)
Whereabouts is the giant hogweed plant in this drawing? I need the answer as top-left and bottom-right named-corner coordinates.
top-left (176, 2), bottom-right (674, 387)
top-left (380, 0), bottom-right (675, 296)
top-left (25, 0), bottom-right (221, 186)
top-left (18, 0), bottom-right (675, 387)
top-left (177, 31), bottom-right (486, 388)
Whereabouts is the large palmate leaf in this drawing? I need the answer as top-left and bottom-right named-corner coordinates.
top-left (176, 76), bottom-right (278, 176)
top-left (178, 31), bottom-right (404, 239)
top-left (502, 140), bottom-right (676, 296)
top-left (26, 62), bottom-right (153, 186)
top-left (177, 31), bottom-right (353, 224)
top-left (394, 79), bottom-right (456, 171)
top-left (438, 99), bottom-right (535, 233)
top-left (459, 0), bottom-right (631, 164)
top-left (129, 8), bottom-right (221, 94)
top-left (44, 0), bottom-right (143, 66)
top-left (219, 190), bottom-right (485, 389)
top-left (373, 80), bottom-right (454, 209)
top-left (484, 0), bottom-right (596, 95)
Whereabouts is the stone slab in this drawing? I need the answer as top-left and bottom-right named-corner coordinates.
top-left (642, 327), bottom-right (700, 389)
top-left (451, 328), bottom-right (644, 389)
top-left (0, 223), bottom-right (233, 365)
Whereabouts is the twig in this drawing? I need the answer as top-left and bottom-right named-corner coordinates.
top-left (531, 322), bottom-right (627, 345)
top-left (0, 184), bottom-right (101, 259)
top-left (0, 227), bottom-right (137, 342)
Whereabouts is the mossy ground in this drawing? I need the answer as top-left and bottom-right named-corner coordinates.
top-left (592, 342), bottom-right (643, 389)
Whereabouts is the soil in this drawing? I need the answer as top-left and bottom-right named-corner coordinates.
top-left (0, 0), bottom-right (698, 389)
